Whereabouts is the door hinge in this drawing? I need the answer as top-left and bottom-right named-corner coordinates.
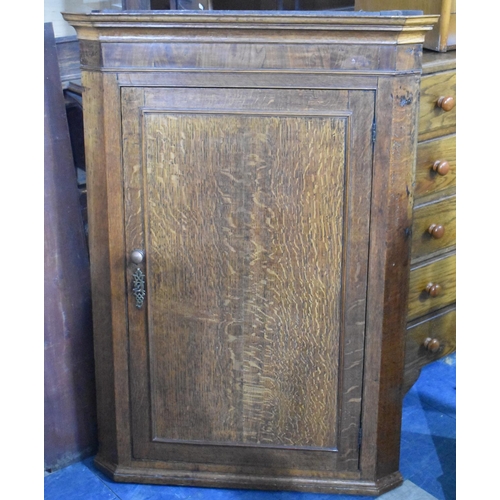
top-left (372, 121), bottom-right (377, 143)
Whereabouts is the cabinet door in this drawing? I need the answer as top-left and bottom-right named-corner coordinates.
top-left (122, 87), bottom-right (374, 474)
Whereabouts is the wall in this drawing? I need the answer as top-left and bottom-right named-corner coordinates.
top-left (44, 0), bottom-right (121, 37)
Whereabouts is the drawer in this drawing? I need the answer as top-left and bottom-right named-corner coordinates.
top-left (403, 305), bottom-right (456, 393)
top-left (407, 253), bottom-right (456, 321)
top-left (415, 134), bottom-right (456, 199)
top-left (411, 195), bottom-right (456, 261)
top-left (418, 70), bottom-right (456, 141)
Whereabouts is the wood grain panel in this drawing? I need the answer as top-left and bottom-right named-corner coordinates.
top-left (355, 0), bottom-right (454, 52)
top-left (411, 195), bottom-right (455, 261)
top-left (117, 71), bottom-right (379, 91)
top-left (144, 112), bottom-right (345, 449)
top-left (418, 70), bottom-right (456, 141)
top-left (123, 87), bottom-right (374, 473)
top-left (102, 42), bottom-right (395, 73)
top-left (414, 134), bottom-right (456, 198)
top-left (422, 50), bottom-right (456, 75)
top-left (359, 73), bottom-right (420, 480)
top-left (407, 253), bottom-right (456, 321)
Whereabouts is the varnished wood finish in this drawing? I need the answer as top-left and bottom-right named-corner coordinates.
top-left (428, 223), bottom-right (445, 239)
top-left (410, 195), bottom-right (455, 261)
top-left (402, 50), bottom-right (455, 394)
top-left (437, 95), bottom-right (455, 111)
top-left (425, 283), bottom-right (442, 297)
top-left (414, 135), bottom-right (455, 198)
top-left (55, 36), bottom-right (81, 87)
top-left (354, 0), bottom-right (456, 52)
top-left (360, 73), bottom-right (421, 482)
top-left (407, 253), bottom-right (455, 321)
top-left (124, 87), bottom-right (374, 470)
top-left (403, 305), bottom-right (456, 393)
top-left (422, 50), bottom-right (456, 74)
top-left (64, 11), bottom-right (437, 495)
top-left (424, 338), bottom-right (440, 353)
top-left (418, 70), bottom-right (456, 141)
top-left (433, 160), bottom-right (450, 176)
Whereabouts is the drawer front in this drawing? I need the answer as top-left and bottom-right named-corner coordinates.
top-left (411, 195), bottom-right (456, 260)
top-left (407, 253), bottom-right (456, 321)
top-left (415, 134), bottom-right (456, 198)
top-left (418, 70), bottom-right (456, 141)
top-left (403, 305), bottom-right (456, 393)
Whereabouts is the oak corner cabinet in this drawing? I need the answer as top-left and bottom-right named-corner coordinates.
top-left (63, 10), bottom-right (438, 496)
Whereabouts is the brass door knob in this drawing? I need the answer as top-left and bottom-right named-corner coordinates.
top-left (432, 160), bottom-right (450, 176)
top-left (437, 96), bottom-right (455, 111)
top-left (131, 249), bottom-right (145, 264)
top-left (424, 337), bottom-right (441, 353)
top-left (425, 282), bottom-right (442, 297)
top-left (428, 224), bottom-right (445, 239)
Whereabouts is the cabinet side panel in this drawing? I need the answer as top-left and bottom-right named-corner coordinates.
top-left (82, 71), bottom-right (132, 466)
top-left (82, 71), bottom-right (118, 465)
top-left (361, 74), bottom-right (420, 479)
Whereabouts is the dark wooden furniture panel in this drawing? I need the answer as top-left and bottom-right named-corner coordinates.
top-left (63, 10), bottom-right (437, 496)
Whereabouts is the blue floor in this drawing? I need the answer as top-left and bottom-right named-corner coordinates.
top-left (45, 354), bottom-right (455, 500)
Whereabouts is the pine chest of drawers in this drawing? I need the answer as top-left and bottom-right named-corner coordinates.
top-left (403, 50), bottom-right (456, 392)
top-left (63, 10), bottom-right (437, 496)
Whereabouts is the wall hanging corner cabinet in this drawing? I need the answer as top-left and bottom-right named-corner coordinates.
top-left (63, 11), bottom-right (438, 496)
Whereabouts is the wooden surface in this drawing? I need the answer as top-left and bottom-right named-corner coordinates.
top-left (418, 70), bottom-right (456, 141)
top-left (414, 134), bottom-right (456, 198)
top-left (422, 50), bottom-right (457, 74)
top-left (55, 36), bottom-right (81, 87)
top-left (403, 305), bottom-right (456, 393)
top-left (44, 22), bottom-right (96, 472)
top-left (402, 49), bottom-right (456, 392)
top-left (64, 11), bottom-right (437, 495)
top-left (144, 112), bottom-right (346, 448)
top-left (354, 0), bottom-right (456, 52)
top-left (411, 195), bottom-right (456, 261)
top-left (407, 252), bottom-right (456, 323)
top-left (124, 87), bottom-right (374, 473)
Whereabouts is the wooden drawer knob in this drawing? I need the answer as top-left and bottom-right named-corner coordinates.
top-left (428, 223), bottom-right (445, 239)
top-left (424, 337), bottom-right (441, 353)
top-left (432, 160), bottom-right (450, 176)
top-left (437, 96), bottom-right (455, 111)
top-left (425, 282), bottom-right (442, 297)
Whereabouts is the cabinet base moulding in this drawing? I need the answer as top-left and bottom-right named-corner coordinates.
top-left (94, 456), bottom-right (403, 496)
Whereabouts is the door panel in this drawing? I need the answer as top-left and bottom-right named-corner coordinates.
top-left (122, 87), bottom-right (374, 472)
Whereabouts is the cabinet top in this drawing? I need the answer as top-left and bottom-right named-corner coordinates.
top-left (63, 10), bottom-right (438, 44)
